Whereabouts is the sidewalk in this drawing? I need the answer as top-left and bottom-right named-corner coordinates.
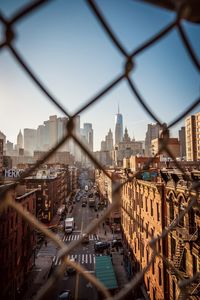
top-left (22, 214), bottom-right (63, 300)
top-left (96, 217), bottom-right (129, 289)
top-left (112, 251), bottom-right (129, 289)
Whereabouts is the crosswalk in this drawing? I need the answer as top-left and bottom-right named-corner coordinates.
top-left (63, 234), bottom-right (99, 242)
top-left (53, 253), bottom-right (96, 266)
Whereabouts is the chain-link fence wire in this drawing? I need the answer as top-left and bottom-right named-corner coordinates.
top-left (0, 0), bottom-right (200, 299)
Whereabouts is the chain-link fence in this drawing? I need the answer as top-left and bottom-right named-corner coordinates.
top-left (0, 0), bottom-right (200, 299)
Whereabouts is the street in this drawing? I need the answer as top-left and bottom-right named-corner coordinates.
top-left (51, 186), bottom-right (100, 300)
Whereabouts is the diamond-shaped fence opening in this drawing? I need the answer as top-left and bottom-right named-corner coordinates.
top-left (0, 1), bottom-right (200, 300)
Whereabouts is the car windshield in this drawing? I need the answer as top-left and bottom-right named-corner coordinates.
top-left (58, 291), bottom-right (70, 299)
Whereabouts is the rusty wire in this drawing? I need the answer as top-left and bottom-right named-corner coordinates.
top-left (0, 0), bottom-right (200, 299)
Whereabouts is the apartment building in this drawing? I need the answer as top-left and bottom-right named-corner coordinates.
top-left (151, 137), bottom-right (180, 159)
top-left (121, 176), bottom-right (166, 299)
top-left (164, 170), bottom-right (200, 299)
top-left (0, 139), bottom-right (3, 177)
top-left (185, 112), bottom-right (200, 161)
top-left (23, 168), bottom-right (67, 223)
top-left (0, 185), bottom-right (37, 300)
top-left (95, 168), bottom-right (122, 226)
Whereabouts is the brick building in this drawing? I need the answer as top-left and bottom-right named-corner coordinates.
top-left (129, 155), bottom-right (160, 172)
top-left (95, 168), bottom-right (122, 225)
top-left (0, 139), bottom-right (3, 177)
top-left (185, 112), bottom-right (200, 161)
top-left (0, 185), bottom-right (37, 300)
top-left (151, 137), bottom-right (180, 159)
top-left (121, 175), bottom-right (166, 299)
top-left (120, 168), bottom-right (200, 299)
top-left (23, 168), bottom-right (67, 223)
top-left (163, 170), bottom-right (200, 299)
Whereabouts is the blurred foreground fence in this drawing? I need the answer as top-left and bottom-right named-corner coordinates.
top-left (0, 1), bottom-right (200, 300)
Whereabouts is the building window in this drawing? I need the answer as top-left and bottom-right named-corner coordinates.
top-left (156, 203), bottom-right (160, 221)
top-left (169, 196), bottom-right (174, 221)
top-left (172, 280), bottom-right (176, 300)
top-left (147, 277), bottom-right (150, 291)
top-left (146, 223), bottom-right (149, 238)
top-left (152, 260), bottom-right (155, 274)
top-left (150, 199), bottom-right (153, 216)
top-left (146, 249), bottom-right (149, 264)
top-left (192, 255), bottom-right (197, 274)
top-left (153, 287), bottom-right (156, 300)
top-left (158, 265), bottom-right (162, 285)
top-left (145, 197), bottom-right (148, 212)
top-left (157, 235), bottom-right (161, 253)
top-left (171, 236), bottom-right (176, 257)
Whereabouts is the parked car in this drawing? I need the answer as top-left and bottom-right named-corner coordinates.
top-left (111, 239), bottom-right (123, 248)
top-left (94, 241), bottom-right (110, 252)
top-left (58, 290), bottom-right (71, 300)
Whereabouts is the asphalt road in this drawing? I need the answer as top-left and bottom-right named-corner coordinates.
top-left (52, 185), bottom-right (99, 300)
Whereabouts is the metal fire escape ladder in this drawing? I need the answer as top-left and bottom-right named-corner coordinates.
top-left (173, 240), bottom-right (185, 269)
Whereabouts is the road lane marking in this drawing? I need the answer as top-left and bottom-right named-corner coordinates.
top-left (85, 254), bottom-right (88, 264)
top-left (82, 254), bottom-right (84, 262)
top-left (89, 254), bottom-right (92, 264)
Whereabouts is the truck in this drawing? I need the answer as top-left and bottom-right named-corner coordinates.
top-left (64, 217), bottom-right (74, 233)
top-left (88, 197), bottom-right (95, 207)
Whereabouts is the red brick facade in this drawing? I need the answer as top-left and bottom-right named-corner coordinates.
top-left (0, 186), bottom-right (36, 299)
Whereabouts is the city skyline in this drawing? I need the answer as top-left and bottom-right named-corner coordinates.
top-left (0, 0), bottom-right (200, 151)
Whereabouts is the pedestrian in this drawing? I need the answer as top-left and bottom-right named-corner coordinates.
top-left (104, 230), bottom-right (107, 236)
top-left (45, 240), bottom-right (47, 247)
top-left (102, 222), bottom-right (105, 228)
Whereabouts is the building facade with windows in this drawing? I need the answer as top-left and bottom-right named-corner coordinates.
top-left (185, 112), bottom-right (200, 161)
top-left (0, 185), bottom-right (37, 300)
top-left (164, 170), bottom-right (200, 299)
top-left (121, 176), bottom-right (166, 299)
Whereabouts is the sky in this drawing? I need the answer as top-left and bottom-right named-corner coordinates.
top-left (0, 0), bottom-right (199, 151)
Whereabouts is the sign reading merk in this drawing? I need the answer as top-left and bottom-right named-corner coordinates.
top-left (4, 169), bottom-right (23, 178)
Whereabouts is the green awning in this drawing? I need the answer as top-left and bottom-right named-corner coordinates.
top-left (95, 256), bottom-right (118, 290)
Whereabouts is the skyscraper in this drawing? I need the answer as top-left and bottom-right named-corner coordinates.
top-left (145, 123), bottom-right (162, 156)
top-left (82, 123), bottom-right (93, 152)
top-left (16, 129), bottom-right (23, 150)
top-left (185, 112), bottom-right (200, 161)
top-left (24, 128), bottom-right (37, 155)
top-left (115, 106), bottom-right (123, 146)
top-left (105, 129), bottom-right (113, 151)
top-left (178, 126), bottom-right (186, 158)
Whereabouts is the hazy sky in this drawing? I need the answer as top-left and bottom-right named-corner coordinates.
top-left (0, 0), bottom-right (199, 151)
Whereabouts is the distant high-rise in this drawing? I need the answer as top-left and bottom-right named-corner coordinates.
top-left (178, 126), bottom-right (186, 158)
top-left (0, 131), bottom-right (6, 151)
top-left (24, 128), bottom-right (37, 155)
top-left (82, 123), bottom-right (93, 152)
top-left (145, 123), bottom-right (162, 156)
top-left (17, 129), bottom-right (23, 150)
top-left (115, 106), bottom-right (123, 146)
top-left (100, 129), bottom-right (113, 151)
top-left (185, 112), bottom-right (200, 161)
top-left (105, 129), bottom-right (113, 151)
